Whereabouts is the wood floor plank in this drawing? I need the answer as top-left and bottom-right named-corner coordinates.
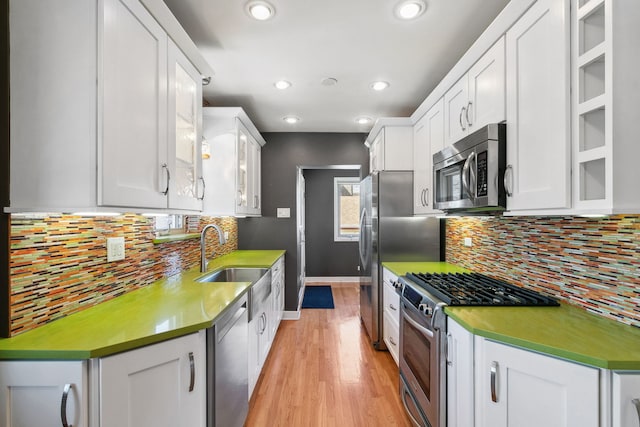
top-left (246, 283), bottom-right (412, 427)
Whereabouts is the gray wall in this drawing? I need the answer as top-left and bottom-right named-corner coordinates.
top-left (303, 168), bottom-right (360, 277)
top-left (238, 133), bottom-right (369, 311)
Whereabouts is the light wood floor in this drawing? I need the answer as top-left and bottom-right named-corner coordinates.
top-left (245, 282), bottom-right (413, 427)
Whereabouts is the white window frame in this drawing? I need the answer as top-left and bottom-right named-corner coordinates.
top-left (334, 177), bottom-right (360, 242)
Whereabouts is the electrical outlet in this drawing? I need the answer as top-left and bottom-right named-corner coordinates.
top-left (107, 237), bottom-right (125, 262)
top-left (224, 231), bottom-right (229, 240)
top-left (463, 237), bottom-right (473, 247)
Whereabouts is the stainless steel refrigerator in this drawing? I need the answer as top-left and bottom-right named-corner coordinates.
top-left (359, 171), bottom-right (441, 349)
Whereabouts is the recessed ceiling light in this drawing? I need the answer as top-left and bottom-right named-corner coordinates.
top-left (246, 1), bottom-right (275, 20)
top-left (371, 81), bottom-right (390, 91)
top-left (283, 116), bottom-right (300, 124)
top-left (274, 80), bottom-right (291, 90)
top-left (395, 0), bottom-right (426, 20)
top-left (355, 117), bottom-right (373, 125)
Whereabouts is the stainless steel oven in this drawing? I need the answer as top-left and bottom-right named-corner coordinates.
top-left (399, 280), bottom-right (447, 427)
top-left (397, 272), bottom-right (559, 426)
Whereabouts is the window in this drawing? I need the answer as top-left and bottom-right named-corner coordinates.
top-left (334, 177), bottom-right (360, 242)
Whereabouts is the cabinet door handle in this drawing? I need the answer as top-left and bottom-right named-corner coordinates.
top-left (237, 190), bottom-right (243, 206)
top-left (632, 398), bottom-right (640, 424)
top-left (188, 351), bottom-right (195, 392)
top-left (197, 177), bottom-right (206, 201)
top-left (389, 303), bottom-right (397, 311)
top-left (61, 383), bottom-right (73, 427)
top-left (389, 336), bottom-right (397, 346)
top-left (504, 164), bottom-right (514, 197)
top-left (254, 195), bottom-right (259, 209)
top-left (161, 163), bottom-right (170, 195)
top-left (459, 107), bottom-right (467, 131)
top-left (490, 361), bottom-right (499, 403)
top-left (466, 101), bottom-right (473, 127)
top-left (425, 188), bottom-right (430, 208)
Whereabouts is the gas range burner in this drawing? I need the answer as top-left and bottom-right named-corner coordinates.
top-left (404, 272), bottom-right (559, 307)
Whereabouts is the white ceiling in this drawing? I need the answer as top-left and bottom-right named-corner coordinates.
top-left (163, 0), bottom-right (510, 133)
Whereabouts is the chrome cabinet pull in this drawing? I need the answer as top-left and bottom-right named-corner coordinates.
top-left (197, 177), bottom-right (206, 200)
top-left (425, 188), bottom-right (430, 208)
top-left (389, 303), bottom-right (397, 311)
top-left (632, 398), bottom-right (640, 424)
top-left (237, 190), bottom-right (243, 206)
top-left (188, 352), bottom-right (195, 392)
top-left (466, 101), bottom-right (473, 126)
top-left (161, 164), bottom-right (170, 195)
top-left (61, 383), bottom-right (73, 427)
top-left (389, 336), bottom-right (397, 346)
top-left (446, 332), bottom-right (453, 366)
top-left (491, 361), bottom-right (499, 403)
top-left (254, 195), bottom-right (259, 209)
top-left (504, 164), bottom-right (514, 197)
top-left (459, 107), bottom-right (467, 131)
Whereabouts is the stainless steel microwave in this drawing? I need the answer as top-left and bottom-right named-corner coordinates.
top-left (433, 123), bottom-right (506, 212)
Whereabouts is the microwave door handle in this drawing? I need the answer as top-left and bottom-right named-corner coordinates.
top-left (461, 151), bottom-right (476, 200)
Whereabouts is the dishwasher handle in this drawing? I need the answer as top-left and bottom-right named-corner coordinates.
top-left (217, 300), bottom-right (248, 343)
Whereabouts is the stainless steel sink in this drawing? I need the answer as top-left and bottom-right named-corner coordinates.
top-left (197, 268), bottom-right (268, 283)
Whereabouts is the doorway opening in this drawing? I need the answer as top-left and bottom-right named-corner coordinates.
top-left (295, 165), bottom-right (362, 310)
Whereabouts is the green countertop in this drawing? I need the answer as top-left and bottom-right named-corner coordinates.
top-left (0, 250), bottom-right (285, 360)
top-left (383, 261), bottom-right (640, 370)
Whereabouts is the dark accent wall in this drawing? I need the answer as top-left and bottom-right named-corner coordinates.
top-left (303, 169), bottom-right (360, 277)
top-left (1, 2), bottom-right (10, 336)
top-left (238, 133), bottom-right (369, 311)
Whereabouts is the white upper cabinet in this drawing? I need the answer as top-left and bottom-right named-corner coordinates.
top-left (413, 98), bottom-right (445, 215)
top-left (202, 107), bottom-right (265, 217)
top-left (7, 0), bottom-right (212, 213)
top-left (571, 0), bottom-right (640, 215)
top-left (367, 119), bottom-right (414, 173)
top-left (168, 40), bottom-right (204, 211)
top-left (100, 0), bottom-right (169, 209)
top-left (504, 0), bottom-right (571, 213)
top-left (444, 37), bottom-right (506, 147)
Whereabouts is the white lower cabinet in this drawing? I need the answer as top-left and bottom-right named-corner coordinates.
top-left (612, 372), bottom-right (640, 427)
top-left (99, 331), bottom-right (206, 427)
top-left (475, 338), bottom-right (599, 427)
top-left (446, 318), bottom-right (475, 427)
top-left (269, 257), bottom-right (285, 341)
top-left (382, 267), bottom-right (400, 365)
top-left (0, 360), bottom-right (88, 427)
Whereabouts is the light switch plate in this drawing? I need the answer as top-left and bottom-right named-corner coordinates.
top-left (463, 237), bottom-right (473, 247)
top-left (107, 237), bottom-right (125, 262)
top-left (277, 208), bottom-right (291, 218)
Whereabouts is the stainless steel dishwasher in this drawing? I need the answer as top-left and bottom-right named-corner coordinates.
top-left (207, 293), bottom-right (249, 427)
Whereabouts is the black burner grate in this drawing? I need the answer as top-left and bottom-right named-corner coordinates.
top-left (405, 272), bottom-right (559, 306)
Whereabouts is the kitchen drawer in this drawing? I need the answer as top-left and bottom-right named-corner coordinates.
top-left (383, 310), bottom-right (400, 366)
top-left (383, 280), bottom-right (400, 326)
top-left (382, 267), bottom-right (398, 285)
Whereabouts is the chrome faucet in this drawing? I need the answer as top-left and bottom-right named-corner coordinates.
top-left (200, 224), bottom-right (227, 273)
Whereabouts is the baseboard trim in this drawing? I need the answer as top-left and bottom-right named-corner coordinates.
top-left (305, 276), bottom-right (359, 283)
top-left (282, 310), bottom-right (301, 320)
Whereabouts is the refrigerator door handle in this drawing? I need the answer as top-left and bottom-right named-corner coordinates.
top-left (358, 208), bottom-right (367, 267)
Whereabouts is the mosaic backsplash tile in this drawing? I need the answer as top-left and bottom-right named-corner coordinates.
top-left (446, 215), bottom-right (640, 327)
top-left (9, 214), bottom-right (237, 336)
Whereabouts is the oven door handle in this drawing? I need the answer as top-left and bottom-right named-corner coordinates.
top-left (401, 385), bottom-right (424, 427)
top-left (402, 308), bottom-right (434, 339)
